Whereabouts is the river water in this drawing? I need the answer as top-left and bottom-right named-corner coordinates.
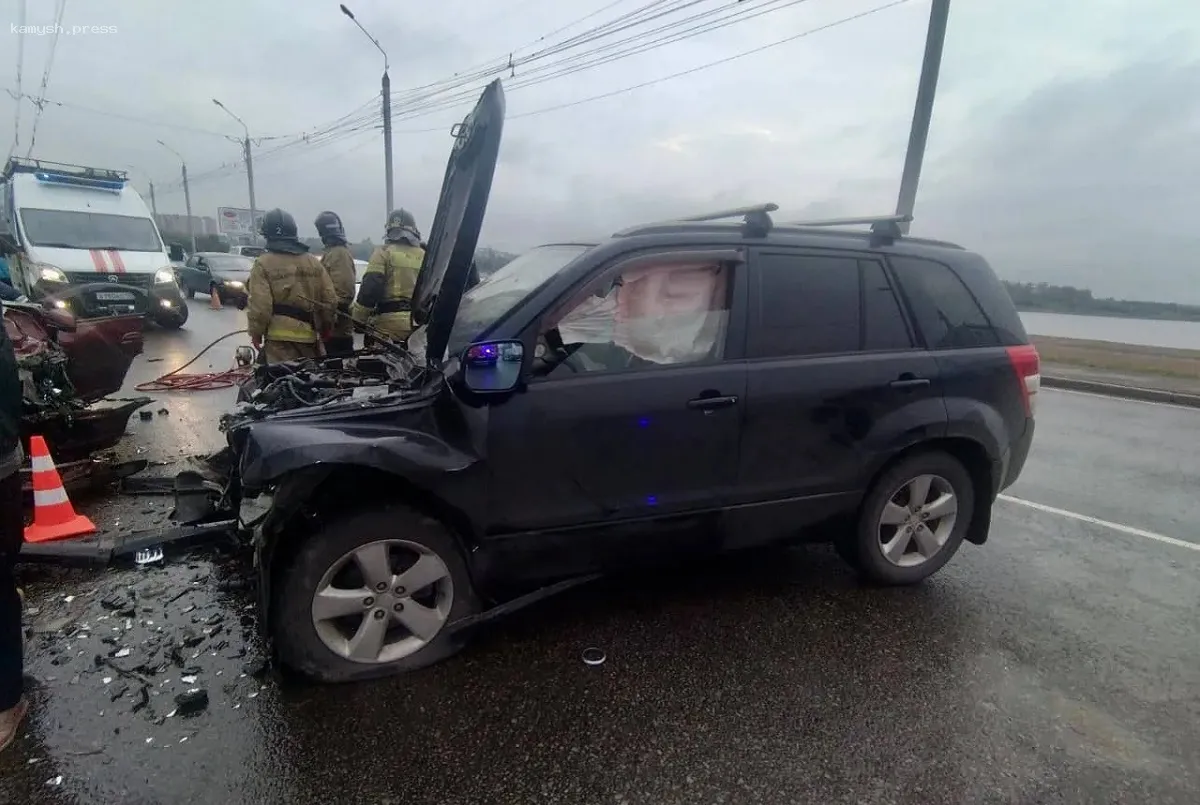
top-left (1019, 312), bottom-right (1200, 351)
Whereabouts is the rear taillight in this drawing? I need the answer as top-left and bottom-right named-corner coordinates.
top-left (1006, 344), bottom-right (1040, 417)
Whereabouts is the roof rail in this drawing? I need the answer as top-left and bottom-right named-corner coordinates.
top-left (783, 213), bottom-right (911, 241)
top-left (614, 202), bottom-right (777, 238)
top-left (4, 156), bottom-right (128, 183)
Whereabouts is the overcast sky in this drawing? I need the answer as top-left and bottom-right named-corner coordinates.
top-left (2, 0), bottom-right (1197, 302)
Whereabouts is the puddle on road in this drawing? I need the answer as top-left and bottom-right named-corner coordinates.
top-left (5, 549), bottom-right (279, 802)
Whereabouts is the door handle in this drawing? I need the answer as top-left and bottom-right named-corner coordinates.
top-left (889, 376), bottom-right (931, 390)
top-left (687, 394), bottom-right (738, 411)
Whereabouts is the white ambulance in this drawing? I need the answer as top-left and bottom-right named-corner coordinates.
top-left (0, 158), bottom-right (188, 328)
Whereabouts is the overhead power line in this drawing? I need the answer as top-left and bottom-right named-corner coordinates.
top-left (157, 0), bottom-right (912, 195)
top-left (8, 0), bottom-right (29, 161)
top-left (25, 0), bottom-right (68, 158)
top-left (170, 0), bottom-right (792, 186)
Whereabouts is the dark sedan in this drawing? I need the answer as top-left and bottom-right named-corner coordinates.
top-left (175, 252), bottom-right (253, 308)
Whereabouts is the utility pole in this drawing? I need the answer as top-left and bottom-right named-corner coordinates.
top-left (341, 4), bottom-right (394, 216)
top-left (243, 135), bottom-right (258, 244)
top-left (126, 165), bottom-right (159, 225)
top-left (213, 98), bottom-right (259, 245)
top-left (382, 70), bottom-right (393, 215)
top-left (157, 140), bottom-right (197, 254)
top-left (894, 0), bottom-right (951, 234)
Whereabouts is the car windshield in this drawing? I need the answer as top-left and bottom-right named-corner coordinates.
top-left (20, 208), bottom-right (164, 252)
top-left (410, 244), bottom-right (591, 362)
top-left (203, 254), bottom-right (254, 275)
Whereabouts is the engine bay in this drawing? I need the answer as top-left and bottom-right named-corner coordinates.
top-left (221, 349), bottom-right (427, 429)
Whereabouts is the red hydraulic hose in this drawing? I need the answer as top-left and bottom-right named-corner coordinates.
top-left (134, 329), bottom-right (256, 392)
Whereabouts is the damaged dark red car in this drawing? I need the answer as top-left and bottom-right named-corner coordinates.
top-left (4, 291), bottom-right (149, 474)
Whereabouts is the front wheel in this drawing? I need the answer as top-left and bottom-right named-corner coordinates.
top-left (273, 507), bottom-right (479, 682)
top-left (837, 450), bottom-right (975, 585)
top-left (154, 301), bottom-right (188, 330)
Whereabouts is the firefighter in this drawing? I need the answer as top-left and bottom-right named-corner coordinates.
top-left (351, 208), bottom-right (425, 344)
top-left (246, 208), bottom-right (338, 364)
top-left (314, 211), bottom-right (356, 357)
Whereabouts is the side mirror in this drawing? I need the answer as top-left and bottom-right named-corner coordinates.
top-left (461, 340), bottom-right (524, 394)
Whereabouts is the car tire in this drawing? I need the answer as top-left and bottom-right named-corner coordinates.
top-left (838, 450), bottom-right (975, 585)
top-left (155, 302), bottom-right (188, 330)
top-left (273, 507), bottom-right (479, 683)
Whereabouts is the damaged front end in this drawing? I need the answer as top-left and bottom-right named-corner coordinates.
top-left (175, 348), bottom-right (430, 526)
top-left (4, 301), bottom-right (150, 466)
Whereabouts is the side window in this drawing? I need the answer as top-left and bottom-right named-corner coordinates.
top-left (861, 260), bottom-right (913, 351)
top-left (749, 253), bottom-right (860, 359)
top-left (537, 259), bottom-right (732, 379)
top-left (889, 256), bottom-right (1000, 349)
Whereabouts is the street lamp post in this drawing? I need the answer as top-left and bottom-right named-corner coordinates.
top-left (156, 141), bottom-right (196, 254)
top-left (340, 3), bottom-right (393, 217)
top-left (212, 98), bottom-right (259, 246)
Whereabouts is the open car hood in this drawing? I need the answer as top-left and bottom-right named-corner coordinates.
top-left (410, 79), bottom-right (505, 367)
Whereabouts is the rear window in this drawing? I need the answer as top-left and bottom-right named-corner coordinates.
top-left (889, 255), bottom-right (1024, 349)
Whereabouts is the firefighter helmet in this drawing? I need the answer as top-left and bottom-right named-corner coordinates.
top-left (314, 210), bottom-right (346, 243)
top-left (259, 208), bottom-right (298, 239)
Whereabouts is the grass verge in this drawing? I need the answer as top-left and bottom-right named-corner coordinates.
top-left (1033, 336), bottom-right (1200, 381)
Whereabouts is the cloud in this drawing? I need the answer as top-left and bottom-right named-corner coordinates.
top-left (1, 0), bottom-right (1197, 301)
top-left (918, 54), bottom-right (1200, 303)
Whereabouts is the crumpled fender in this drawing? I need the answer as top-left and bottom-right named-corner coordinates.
top-left (238, 419), bottom-right (477, 489)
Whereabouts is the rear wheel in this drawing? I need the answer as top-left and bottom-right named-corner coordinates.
top-left (274, 507), bottom-right (479, 682)
top-left (837, 451), bottom-right (974, 585)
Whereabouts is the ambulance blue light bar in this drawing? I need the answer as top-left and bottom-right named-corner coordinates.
top-left (34, 171), bottom-right (126, 192)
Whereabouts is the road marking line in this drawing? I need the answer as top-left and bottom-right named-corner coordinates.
top-left (1043, 386), bottom-right (1200, 414)
top-left (998, 494), bottom-right (1200, 552)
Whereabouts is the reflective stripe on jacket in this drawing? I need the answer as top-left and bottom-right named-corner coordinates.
top-left (351, 243), bottom-right (424, 339)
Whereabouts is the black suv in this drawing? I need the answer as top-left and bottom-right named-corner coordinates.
top-left (188, 79), bottom-right (1039, 682)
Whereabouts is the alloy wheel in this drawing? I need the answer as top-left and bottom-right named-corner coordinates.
top-left (877, 474), bottom-right (958, 568)
top-left (311, 539), bottom-right (454, 664)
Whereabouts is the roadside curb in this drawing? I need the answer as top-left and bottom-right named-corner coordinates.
top-left (1041, 375), bottom-right (1200, 408)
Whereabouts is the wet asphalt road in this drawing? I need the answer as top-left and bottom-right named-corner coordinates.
top-left (3, 300), bottom-right (1200, 804)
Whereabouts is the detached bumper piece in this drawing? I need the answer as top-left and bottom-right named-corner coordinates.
top-left (18, 519), bottom-right (240, 567)
top-left (18, 470), bottom-right (240, 567)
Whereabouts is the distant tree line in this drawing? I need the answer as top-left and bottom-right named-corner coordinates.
top-left (162, 230), bottom-right (518, 273)
top-left (1003, 281), bottom-right (1200, 323)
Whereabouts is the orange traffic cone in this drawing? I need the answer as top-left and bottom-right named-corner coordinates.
top-left (209, 285), bottom-right (223, 310)
top-left (24, 435), bottom-right (97, 544)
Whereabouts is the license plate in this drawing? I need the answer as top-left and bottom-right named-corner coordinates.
top-left (94, 291), bottom-right (136, 302)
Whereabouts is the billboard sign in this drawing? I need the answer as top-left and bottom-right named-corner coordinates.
top-left (217, 206), bottom-right (263, 237)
